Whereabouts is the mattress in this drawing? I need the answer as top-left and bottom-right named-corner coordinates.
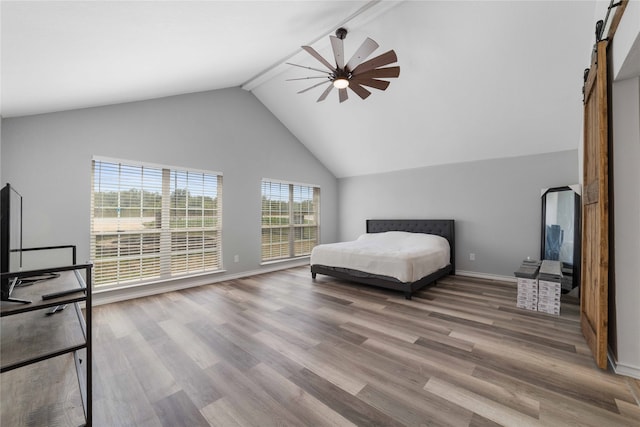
top-left (310, 231), bottom-right (450, 283)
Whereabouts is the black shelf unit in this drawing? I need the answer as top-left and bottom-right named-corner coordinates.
top-left (1, 246), bottom-right (92, 427)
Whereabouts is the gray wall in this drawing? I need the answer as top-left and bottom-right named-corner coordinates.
top-left (605, 0), bottom-right (640, 377)
top-left (338, 150), bottom-right (578, 278)
top-left (1, 88), bottom-right (338, 290)
top-left (611, 76), bottom-right (640, 376)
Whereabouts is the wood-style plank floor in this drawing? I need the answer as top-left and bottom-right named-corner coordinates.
top-left (88, 267), bottom-right (640, 426)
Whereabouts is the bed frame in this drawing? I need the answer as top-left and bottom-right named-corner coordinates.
top-left (311, 219), bottom-right (455, 299)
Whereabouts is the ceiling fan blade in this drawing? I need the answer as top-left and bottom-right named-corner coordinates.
top-left (298, 80), bottom-right (331, 94)
top-left (286, 62), bottom-right (332, 75)
top-left (349, 77), bottom-right (390, 91)
top-left (351, 50), bottom-right (398, 75)
top-left (345, 37), bottom-right (379, 71)
top-left (317, 84), bottom-right (334, 102)
top-left (348, 83), bottom-right (371, 100)
top-left (353, 66), bottom-right (400, 80)
top-left (338, 88), bottom-right (348, 103)
top-left (330, 36), bottom-right (345, 69)
top-left (302, 46), bottom-right (336, 72)
top-left (286, 76), bottom-right (330, 81)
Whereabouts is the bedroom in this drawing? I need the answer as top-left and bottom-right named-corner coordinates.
top-left (1, 1), bottom-right (639, 426)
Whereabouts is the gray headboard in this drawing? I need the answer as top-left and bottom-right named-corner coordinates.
top-left (366, 219), bottom-right (455, 273)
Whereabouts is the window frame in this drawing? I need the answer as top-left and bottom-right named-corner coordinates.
top-left (91, 156), bottom-right (223, 289)
top-left (260, 179), bottom-right (320, 263)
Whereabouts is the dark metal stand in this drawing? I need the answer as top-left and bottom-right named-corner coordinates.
top-left (1, 245), bottom-right (92, 426)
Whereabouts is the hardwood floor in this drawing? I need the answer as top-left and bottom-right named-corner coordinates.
top-left (86, 267), bottom-right (639, 426)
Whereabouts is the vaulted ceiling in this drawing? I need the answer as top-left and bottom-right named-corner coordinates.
top-left (1, 1), bottom-right (597, 178)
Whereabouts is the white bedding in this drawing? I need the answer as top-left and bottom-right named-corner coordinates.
top-left (310, 231), bottom-right (450, 283)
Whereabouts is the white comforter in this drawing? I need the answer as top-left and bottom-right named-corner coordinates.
top-left (310, 231), bottom-right (450, 283)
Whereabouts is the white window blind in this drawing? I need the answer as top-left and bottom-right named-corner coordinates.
top-left (261, 180), bottom-right (319, 261)
top-left (91, 159), bottom-right (222, 288)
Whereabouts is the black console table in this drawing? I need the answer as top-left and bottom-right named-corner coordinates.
top-left (1, 253), bottom-right (92, 427)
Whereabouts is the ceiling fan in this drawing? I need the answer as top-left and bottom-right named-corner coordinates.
top-left (287, 28), bottom-right (400, 103)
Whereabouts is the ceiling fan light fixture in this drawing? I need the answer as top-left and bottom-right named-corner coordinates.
top-left (333, 78), bottom-right (349, 89)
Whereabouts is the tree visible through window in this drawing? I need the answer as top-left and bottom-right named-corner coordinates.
top-left (91, 159), bottom-right (222, 287)
top-left (261, 180), bottom-right (319, 261)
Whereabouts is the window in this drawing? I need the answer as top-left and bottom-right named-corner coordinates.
top-left (261, 180), bottom-right (319, 262)
top-left (91, 158), bottom-right (222, 288)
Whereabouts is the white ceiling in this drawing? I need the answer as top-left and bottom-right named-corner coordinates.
top-left (1, 0), bottom-right (370, 117)
top-left (1, 1), bottom-right (598, 178)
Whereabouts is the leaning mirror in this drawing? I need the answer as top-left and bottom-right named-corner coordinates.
top-left (541, 186), bottom-right (581, 293)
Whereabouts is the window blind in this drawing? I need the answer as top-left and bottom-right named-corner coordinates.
top-left (91, 159), bottom-right (222, 288)
top-left (261, 180), bottom-right (319, 261)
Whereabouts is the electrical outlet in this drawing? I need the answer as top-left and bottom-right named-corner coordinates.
top-left (469, 253), bottom-right (475, 261)
top-left (234, 255), bottom-right (239, 263)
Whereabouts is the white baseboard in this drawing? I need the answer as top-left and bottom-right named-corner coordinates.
top-left (455, 270), bottom-right (517, 283)
top-left (608, 351), bottom-right (640, 380)
top-left (92, 266), bottom-right (530, 304)
top-left (92, 259), bottom-right (310, 306)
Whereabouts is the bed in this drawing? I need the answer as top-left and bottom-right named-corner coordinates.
top-left (310, 219), bottom-right (455, 299)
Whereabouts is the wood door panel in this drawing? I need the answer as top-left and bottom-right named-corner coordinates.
top-left (581, 40), bottom-right (609, 369)
top-left (581, 205), bottom-right (600, 328)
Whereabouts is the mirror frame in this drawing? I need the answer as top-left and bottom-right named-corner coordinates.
top-left (540, 186), bottom-right (581, 292)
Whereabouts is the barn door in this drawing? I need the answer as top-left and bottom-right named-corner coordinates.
top-left (581, 40), bottom-right (609, 369)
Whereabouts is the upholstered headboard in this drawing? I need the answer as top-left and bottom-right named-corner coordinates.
top-left (366, 219), bottom-right (455, 274)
